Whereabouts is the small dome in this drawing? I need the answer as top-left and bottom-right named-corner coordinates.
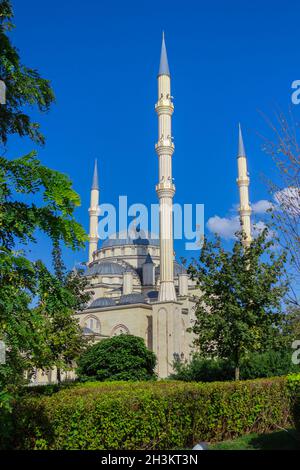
top-left (155, 261), bottom-right (187, 277)
top-left (146, 290), bottom-right (159, 300)
top-left (119, 293), bottom-right (146, 305)
top-left (89, 297), bottom-right (116, 308)
top-left (86, 261), bottom-right (125, 276)
top-left (102, 230), bottom-right (159, 249)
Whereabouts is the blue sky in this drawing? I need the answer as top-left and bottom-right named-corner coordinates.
top-left (6, 0), bottom-right (300, 269)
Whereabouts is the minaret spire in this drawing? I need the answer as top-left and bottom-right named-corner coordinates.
top-left (155, 33), bottom-right (176, 301)
top-left (92, 158), bottom-right (99, 190)
top-left (158, 31), bottom-right (170, 77)
top-left (237, 124), bottom-right (252, 246)
top-left (88, 159), bottom-right (99, 262)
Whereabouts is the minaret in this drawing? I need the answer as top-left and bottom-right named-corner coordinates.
top-left (88, 159), bottom-right (99, 262)
top-left (155, 33), bottom-right (177, 302)
top-left (237, 124), bottom-right (252, 246)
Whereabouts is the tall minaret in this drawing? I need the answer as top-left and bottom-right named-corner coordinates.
top-left (155, 33), bottom-right (177, 302)
top-left (237, 124), bottom-right (252, 246)
top-left (88, 159), bottom-right (99, 262)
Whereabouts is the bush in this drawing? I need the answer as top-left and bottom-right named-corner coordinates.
top-left (76, 334), bottom-right (157, 382)
top-left (240, 350), bottom-right (300, 380)
top-left (2, 375), bottom-right (300, 450)
top-left (171, 350), bottom-right (300, 382)
top-left (171, 356), bottom-right (234, 382)
top-left (287, 374), bottom-right (300, 434)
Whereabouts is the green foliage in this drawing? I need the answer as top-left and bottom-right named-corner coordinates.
top-left (240, 350), bottom-right (300, 380)
top-left (0, 0), bottom-right (55, 145)
top-left (189, 229), bottom-right (288, 379)
top-left (171, 356), bottom-right (234, 382)
top-left (0, 153), bottom-right (87, 251)
top-left (0, 152), bottom-right (88, 396)
top-left (0, 1), bottom-right (88, 406)
top-left (287, 374), bottom-right (300, 434)
top-left (34, 257), bottom-right (91, 382)
top-left (2, 376), bottom-right (299, 450)
top-left (172, 349), bottom-right (300, 382)
top-left (77, 335), bottom-right (157, 382)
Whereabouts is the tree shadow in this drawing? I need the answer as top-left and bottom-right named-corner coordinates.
top-left (249, 429), bottom-right (300, 450)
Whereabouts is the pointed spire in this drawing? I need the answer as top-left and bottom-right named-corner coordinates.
top-left (238, 123), bottom-right (246, 157)
top-left (144, 253), bottom-right (154, 264)
top-left (158, 31), bottom-right (170, 77)
top-left (91, 159), bottom-right (99, 190)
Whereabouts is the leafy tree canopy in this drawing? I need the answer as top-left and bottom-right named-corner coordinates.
top-left (0, 0), bottom-right (55, 145)
top-left (0, 0), bottom-right (88, 401)
top-left (188, 229), bottom-right (288, 380)
top-left (77, 335), bottom-right (157, 382)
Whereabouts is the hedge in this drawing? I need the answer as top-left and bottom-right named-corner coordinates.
top-left (2, 375), bottom-right (300, 450)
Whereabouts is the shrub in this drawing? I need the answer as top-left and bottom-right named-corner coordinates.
top-left (240, 350), bottom-right (300, 380)
top-left (171, 356), bottom-right (234, 382)
top-left (76, 335), bottom-right (157, 382)
top-left (171, 350), bottom-right (300, 382)
top-left (287, 374), bottom-right (300, 434)
top-left (2, 375), bottom-right (299, 450)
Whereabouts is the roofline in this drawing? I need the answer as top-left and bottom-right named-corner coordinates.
top-left (77, 302), bottom-right (153, 313)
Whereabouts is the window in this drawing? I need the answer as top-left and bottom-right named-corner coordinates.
top-left (111, 324), bottom-right (130, 336)
top-left (84, 316), bottom-right (100, 334)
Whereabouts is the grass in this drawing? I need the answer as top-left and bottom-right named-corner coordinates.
top-left (210, 429), bottom-right (300, 450)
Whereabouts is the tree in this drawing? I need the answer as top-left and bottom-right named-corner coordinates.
top-left (261, 110), bottom-right (300, 297)
top-left (0, 1), bottom-right (88, 397)
top-left (0, 153), bottom-right (88, 392)
top-left (77, 335), bottom-right (157, 382)
top-left (0, 0), bottom-right (54, 145)
top-left (188, 229), bottom-right (288, 380)
top-left (35, 245), bottom-right (91, 383)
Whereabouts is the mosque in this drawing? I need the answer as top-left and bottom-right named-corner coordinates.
top-left (73, 34), bottom-right (252, 378)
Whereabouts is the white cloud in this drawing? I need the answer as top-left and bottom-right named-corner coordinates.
top-left (251, 200), bottom-right (273, 214)
top-left (207, 199), bottom-right (274, 241)
top-left (206, 215), bottom-right (240, 240)
top-left (252, 220), bottom-right (268, 237)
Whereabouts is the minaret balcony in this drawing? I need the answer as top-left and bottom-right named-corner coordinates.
top-left (236, 177), bottom-right (250, 186)
top-left (155, 99), bottom-right (174, 115)
top-left (239, 207), bottom-right (251, 216)
top-left (155, 140), bottom-right (175, 156)
top-left (88, 207), bottom-right (99, 216)
top-left (156, 182), bottom-right (175, 198)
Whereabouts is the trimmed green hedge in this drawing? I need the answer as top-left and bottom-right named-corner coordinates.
top-left (2, 375), bottom-right (300, 450)
top-left (287, 374), bottom-right (300, 434)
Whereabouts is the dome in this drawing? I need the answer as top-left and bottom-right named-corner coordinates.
top-left (146, 290), bottom-right (159, 300)
top-left (119, 293), bottom-right (146, 305)
top-left (101, 230), bottom-right (159, 249)
top-left (86, 261), bottom-right (125, 276)
top-left (155, 261), bottom-right (187, 277)
top-left (89, 297), bottom-right (116, 308)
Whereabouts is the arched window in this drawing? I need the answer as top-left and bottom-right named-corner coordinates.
top-left (111, 324), bottom-right (130, 337)
top-left (83, 315), bottom-right (101, 334)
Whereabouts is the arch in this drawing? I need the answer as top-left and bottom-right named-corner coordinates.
top-left (110, 324), bottom-right (130, 337)
top-left (83, 314), bottom-right (101, 334)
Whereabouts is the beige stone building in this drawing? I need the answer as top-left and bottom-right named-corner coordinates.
top-left (31, 34), bottom-right (252, 384)
top-left (75, 34), bottom-right (199, 378)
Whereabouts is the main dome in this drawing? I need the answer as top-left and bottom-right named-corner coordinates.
top-left (101, 230), bottom-right (159, 249)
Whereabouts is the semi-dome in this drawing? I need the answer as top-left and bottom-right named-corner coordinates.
top-left (102, 230), bottom-right (159, 249)
top-left (119, 293), bottom-right (146, 305)
top-left (155, 261), bottom-right (187, 277)
top-left (89, 297), bottom-right (116, 308)
top-left (86, 261), bottom-right (125, 276)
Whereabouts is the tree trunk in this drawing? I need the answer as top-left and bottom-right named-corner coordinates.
top-left (235, 366), bottom-right (240, 381)
top-left (57, 367), bottom-right (61, 384)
